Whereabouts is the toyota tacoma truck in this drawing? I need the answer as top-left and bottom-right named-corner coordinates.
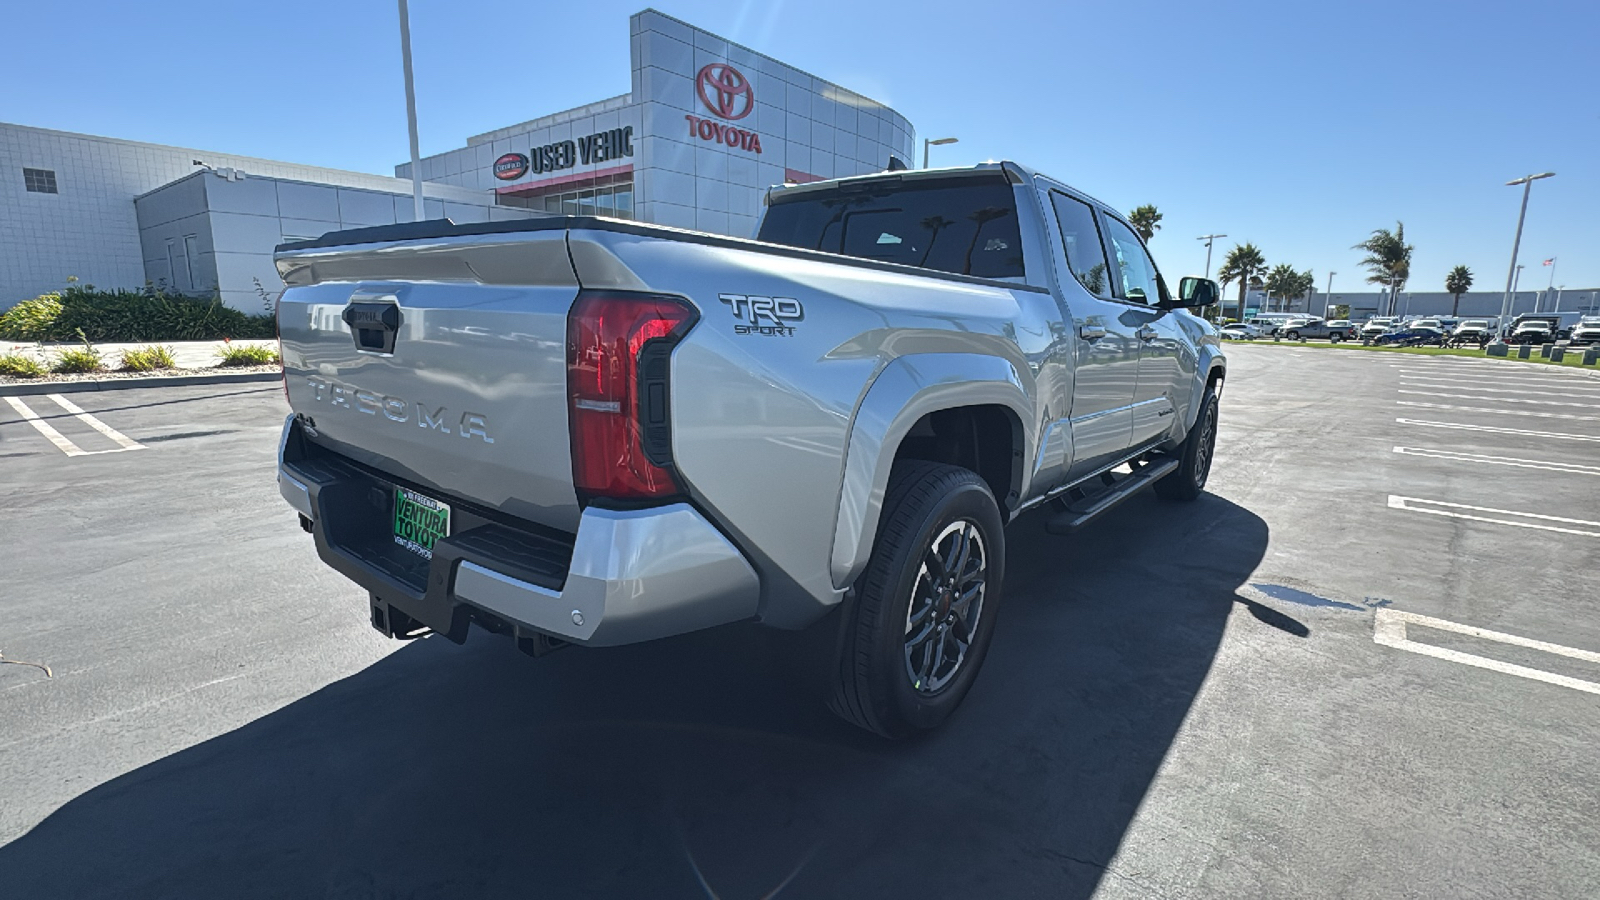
top-left (273, 162), bottom-right (1227, 737)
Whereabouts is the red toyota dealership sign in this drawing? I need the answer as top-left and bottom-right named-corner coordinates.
top-left (696, 63), bottom-right (753, 120)
top-left (688, 63), bottom-right (761, 153)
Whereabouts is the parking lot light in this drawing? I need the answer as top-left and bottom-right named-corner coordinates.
top-left (1500, 172), bottom-right (1555, 326)
top-left (922, 136), bottom-right (958, 168)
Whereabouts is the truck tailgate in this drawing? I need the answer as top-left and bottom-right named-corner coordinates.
top-left (276, 231), bottom-right (583, 533)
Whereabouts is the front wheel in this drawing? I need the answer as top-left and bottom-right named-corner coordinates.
top-left (1330, 332), bottom-right (1343, 344)
top-left (1155, 385), bottom-right (1220, 502)
top-left (830, 461), bottom-right (1006, 738)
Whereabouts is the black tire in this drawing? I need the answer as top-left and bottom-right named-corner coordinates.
top-left (829, 460), bottom-right (1006, 739)
top-left (1155, 385), bottom-right (1220, 502)
top-left (1330, 332), bottom-right (1342, 344)
top-left (1287, 331), bottom-right (1301, 341)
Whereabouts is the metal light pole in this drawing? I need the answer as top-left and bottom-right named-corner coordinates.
top-left (923, 136), bottom-right (958, 168)
top-left (398, 0), bottom-right (425, 223)
top-left (1197, 234), bottom-right (1226, 280)
top-left (1325, 271), bottom-right (1335, 317)
top-left (1543, 257), bottom-right (1558, 312)
top-left (1500, 172), bottom-right (1555, 325)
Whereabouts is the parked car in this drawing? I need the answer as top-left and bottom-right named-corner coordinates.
top-left (1569, 316), bottom-right (1600, 346)
top-left (1507, 317), bottom-right (1559, 345)
top-left (1449, 319), bottom-right (1495, 346)
top-left (1280, 318), bottom-right (1358, 342)
top-left (1360, 317), bottom-right (1400, 342)
top-left (271, 161), bottom-right (1229, 738)
top-left (1220, 322), bottom-right (1261, 340)
top-left (1247, 314), bottom-right (1298, 337)
top-left (1372, 325), bottom-right (1447, 347)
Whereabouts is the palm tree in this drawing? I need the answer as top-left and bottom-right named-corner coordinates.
top-left (1215, 243), bottom-right (1267, 322)
top-left (1445, 265), bottom-right (1473, 316)
top-left (1128, 205), bottom-right (1162, 242)
top-left (1353, 222), bottom-right (1414, 316)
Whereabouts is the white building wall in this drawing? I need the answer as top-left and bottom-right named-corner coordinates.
top-left (402, 10), bottom-right (917, 240)
top-left (628, 9), bottom-right (916, 238)
top-left (135, 170), bottom-right (536, 311)
top-left (0, 122), bottom-right (526, 309)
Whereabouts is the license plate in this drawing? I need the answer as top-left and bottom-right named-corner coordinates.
top-left (393, 487), bottom-right (450, 559)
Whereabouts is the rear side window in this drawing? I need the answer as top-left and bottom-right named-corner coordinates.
top-left (758, 175), bottom-right (1026, 279)
top-left (1049, 191), bottom-right (1111, 298)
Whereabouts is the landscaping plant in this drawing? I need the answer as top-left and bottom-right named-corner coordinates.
top-left (119, 345), bottom-right (178, 372)
top-left (0, 352), bottom-right (48, 378)
top-left (51, 331), bottom-right (105, 374)
top-left (215, 343), bottom-right (280, 367)
top-left (0, 285), bottom-right (275, 342)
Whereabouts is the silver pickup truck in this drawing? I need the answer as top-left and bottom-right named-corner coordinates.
top-left (273, 162), bottom-right (1227, 737)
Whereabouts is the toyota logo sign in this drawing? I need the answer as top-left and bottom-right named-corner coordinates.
top-left (493, 152), bottom-right (530, 180)
top-left (696, 63), bottom-right (754, 121)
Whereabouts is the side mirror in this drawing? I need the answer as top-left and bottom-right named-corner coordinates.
top-left (1173, 276), bottom-right (1219, 309)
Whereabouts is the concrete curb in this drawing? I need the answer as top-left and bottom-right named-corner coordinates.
top-left (0, 370), bottom-right (280, 397)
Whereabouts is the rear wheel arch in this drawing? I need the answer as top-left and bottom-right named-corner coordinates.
top-left (890, 404), bottom-right (1023, 515)
top-left (829, 353), bottom-right (1035, 592)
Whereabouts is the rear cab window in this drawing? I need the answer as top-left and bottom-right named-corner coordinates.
top-left (757, 174), bottom-right (1026, 280)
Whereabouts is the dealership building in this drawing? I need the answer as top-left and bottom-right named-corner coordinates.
top-left (0, 9), bottom-right (916, 311)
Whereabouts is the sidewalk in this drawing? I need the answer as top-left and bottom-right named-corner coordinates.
top-left (1, 339), bottom-right (281, 396)
top-left (5, 339), bottom-right (276, 368)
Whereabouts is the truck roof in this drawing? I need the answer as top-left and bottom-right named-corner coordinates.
top-left (765, 161), bottom-right (1127, 230)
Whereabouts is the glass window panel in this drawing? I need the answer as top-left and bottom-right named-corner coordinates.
top-left (1049, 192), bottom-right (1112, 298)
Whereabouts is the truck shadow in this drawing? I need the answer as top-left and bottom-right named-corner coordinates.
top-left (0, 493), bottom-right (1275, 899)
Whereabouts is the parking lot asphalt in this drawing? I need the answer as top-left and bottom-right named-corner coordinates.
top-left (0, 350), bottom-right (1596, 899)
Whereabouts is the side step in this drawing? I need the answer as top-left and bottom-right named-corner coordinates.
top-left (1044, 457), bottom-right (1180, 534)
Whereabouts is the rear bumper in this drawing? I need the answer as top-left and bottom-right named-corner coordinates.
top-left (277, 415), bottom-right (760, 647)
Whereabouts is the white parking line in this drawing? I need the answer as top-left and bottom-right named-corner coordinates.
top-left (1393, 446), bottom-right (1600, 475)
top-left (1398, 379), bottom-right (1600, 398)
top-left (1395, 418), bottom-right (1600, 442)
top-left (1387, 495), bottom-right (1600, 538)
top-left (1374, 608), bottom-right (1600, 697)
top-left (1397, 371), bottom-right (1600, 389)
top-left (1, 395), bottom-right (145, 457)
top-left (47, 394), bottom-right (145, 452)
top-left (1396, 400), bottom-right (1600, 422)
top-left (1397, 390), bottom-right (1597, 408)
top-left (4, 396), bottom-right (86, 456)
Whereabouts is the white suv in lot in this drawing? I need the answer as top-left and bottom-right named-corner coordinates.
top-left (1570, 316), bottom-right (1600, 346)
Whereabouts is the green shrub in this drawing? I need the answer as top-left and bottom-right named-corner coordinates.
top-left (0, 286), bottom-right (275, 342)
top-left (0, 294), bottom-right (65, 340)
top-left (0, 353), bottom-right (48, 378)
top-left (216, 343), bottom-right (280, 367)
top-left (52, 347), bottom-right (105, 374)
top-left (119, 344), bottom-right (177, 372)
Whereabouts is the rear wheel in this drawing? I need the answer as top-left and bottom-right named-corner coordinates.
top-left (830, 461), bottom-right (1006, 738)
top-left (1330, 332), bottom-right (1343, 344)
top-left (1155, 385), bottom-right (1219, 502)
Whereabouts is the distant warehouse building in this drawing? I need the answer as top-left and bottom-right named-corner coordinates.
top-left (0, 9), bottom-right (915, 312)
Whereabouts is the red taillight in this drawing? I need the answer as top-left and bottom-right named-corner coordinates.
top-left (567, 291), bottom-right (695, 502)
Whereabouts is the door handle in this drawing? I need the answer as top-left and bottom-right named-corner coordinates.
top-left (1079, 323), bottom-right (1107, 340)
top-left (1136, 325), bottom-right (1159, 342)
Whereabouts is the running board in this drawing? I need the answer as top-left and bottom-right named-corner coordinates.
top-left (1044, 458), bottom-right (1181, 534)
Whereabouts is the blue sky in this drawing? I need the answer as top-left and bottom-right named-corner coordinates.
top-left (5, 0), bottom-right (1596, 295)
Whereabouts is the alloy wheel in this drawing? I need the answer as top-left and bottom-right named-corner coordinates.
top-left (904, 519), bottom-right (987, 695)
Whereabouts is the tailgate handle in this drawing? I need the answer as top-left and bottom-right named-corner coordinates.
top-left (342, 302), bottom-right (402, 354)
